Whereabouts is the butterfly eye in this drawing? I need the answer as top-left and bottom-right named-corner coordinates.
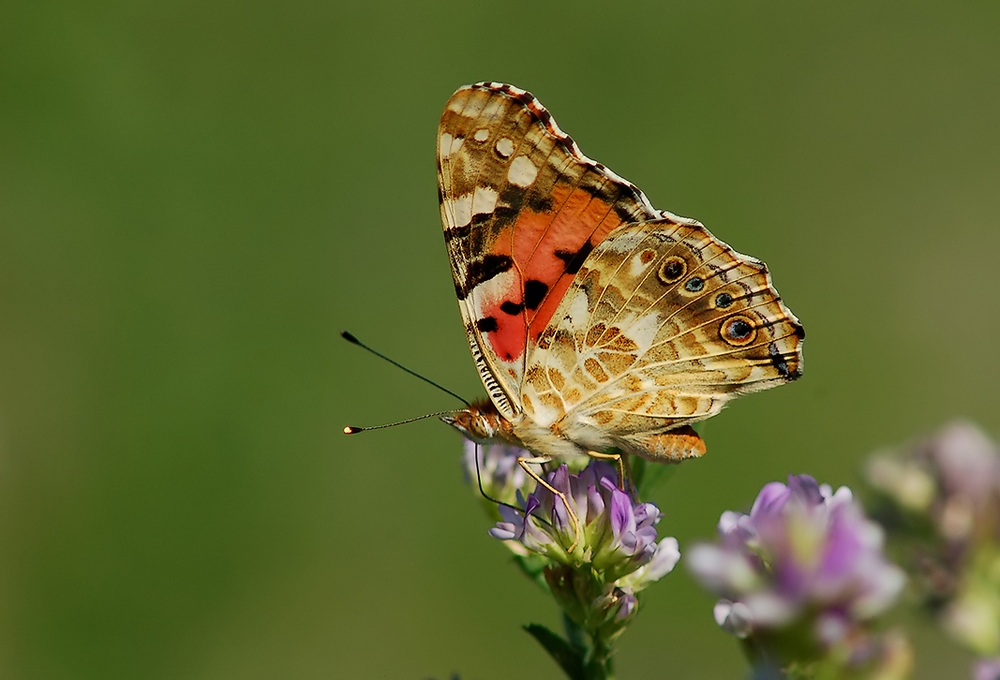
top-left (657, 256), bottom-right (687, 284)
top-left (721, 315), bottom-right (757, 346)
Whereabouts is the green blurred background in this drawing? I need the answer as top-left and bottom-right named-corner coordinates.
top-left (1, 0), bottom-right (998, 677)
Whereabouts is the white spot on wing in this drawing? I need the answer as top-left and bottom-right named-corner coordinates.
top-left (440, 133), bottom-right (464, 158)
top-left (528, 398), bottom-right (561, 428)
top-left (603, 228), bottom-right (648, 254)
top-left (472, 187), bottom-right (498, 216)
top-left (630, 252), bottom-right (653, 278)
top-left (474, 128), bottom-right (489, 142)
top-left (508, 156), bottom-right (538, 187)
top-left (565, 288), bottom-right (590, 328)
top-left (624, 312), bottom-right (659, 353)
top-left (495, 137), bottom-right (514, 158)
top-left (445, 193), bottom-right (472, 228)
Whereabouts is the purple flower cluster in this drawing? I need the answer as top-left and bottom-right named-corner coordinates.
top-left (490, 461), bottom-right (678, 578)
top-left (975, 658), bottom-right (1000, 680)
top-left (687, 474), bottom-right (905, 661)
top-left (866, 420), bottom-right (1000, 547)
top-left (486, 458), bottom-right (679, 635)
top-left (865, 421), bottom-right (1000, 655)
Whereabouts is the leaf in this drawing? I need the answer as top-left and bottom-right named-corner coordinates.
top-left (562, 612), bottom-right (587, 655)
top-left (523, 624), bottom-right (587, 680)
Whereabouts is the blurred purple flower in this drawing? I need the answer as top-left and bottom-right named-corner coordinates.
top-left (975, 657), bottom-right (1000, 680)
top-left (461, 440), bottom-right (533, 507)
top-left (865, 421), bottom-right (1000, 654)
top-left (688, 474), bottom-right (905, 659)
top-left (866, 420), bottom-right (1000, 546)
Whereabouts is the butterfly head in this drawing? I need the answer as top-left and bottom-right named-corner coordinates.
top-left (440, 399), bottom-right (513, 444)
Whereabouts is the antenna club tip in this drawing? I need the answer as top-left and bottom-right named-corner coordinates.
top-left (340, 330), bottom-right (360, 344)
top-left (343, 426), bottom-right (362, 435)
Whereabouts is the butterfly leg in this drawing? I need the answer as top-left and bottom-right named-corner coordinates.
top-left (585, 450), bottom-right (626, 491)
top-left (517, 455), bottom-right (581, 553)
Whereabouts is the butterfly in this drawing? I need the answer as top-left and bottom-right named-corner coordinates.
top-left (436, 82), bottom-right (803, 542)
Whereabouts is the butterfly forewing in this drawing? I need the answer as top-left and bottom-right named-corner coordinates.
top-left (437, 82), bottom-right (660, 418)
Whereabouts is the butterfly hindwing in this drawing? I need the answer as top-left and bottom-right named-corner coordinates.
top-left (437, 82), bottom-right (661, 418)
top-left (521, 219), bottom-right (804, 459)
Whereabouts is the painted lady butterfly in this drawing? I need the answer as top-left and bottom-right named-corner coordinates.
top-left (436, 82), bottom-right (803, 532)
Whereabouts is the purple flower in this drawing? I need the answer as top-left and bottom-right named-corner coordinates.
top-left (866, 420), bottom-right (1000, 545)
top-left (489, 460), bottom-right (679, 632)
top-left (461, 441), bottom-right (535, 509)
top-left (975, 657), bottom-right (1000, 680)
top-left (864, 421), bottom-right (1000, 654)
top-left (491, 462), bottom-right (678, 575)
top-left (687, 474), bottom-right (905, 656)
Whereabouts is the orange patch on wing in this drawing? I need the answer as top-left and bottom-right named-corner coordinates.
top-left (527, 192), bottom-right (625, 341)
top-left (480, 184), bottom-right (626, 362)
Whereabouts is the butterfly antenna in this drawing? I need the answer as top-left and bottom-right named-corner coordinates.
top-left (341, 330), bottom-right (470, 406)
top-left (343, 410), bottom-right (458, 435)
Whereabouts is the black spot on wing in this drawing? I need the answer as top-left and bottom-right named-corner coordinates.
top-left (458, 254), bottom-right (514, 300)
top-left (500, 300), bottom-right (523, 315)
top-left (476, 316), bottom-right (499, 333)
top-left (526, 192), bottom-right (554, 213)
top-left (727, 319), bottom-right (753, 340)
top-left (685, 277), bottom-right (704, 292)
top-left (554, 239), bottom-right (594, 275)
top-left (444, 224), bottom-right (471, 241)
top-left (523, 279), bottom-right (549, 310)
top-left (499, 186), bottom-right (525, 211)
top-left (768, 344), bottom-right (788, 376)
top-left (499, 185), bottom-right (553, 215)
top-left (489, 205), bottom-right (519, 228)
top-left (768, 343), bottom-right (801, 380)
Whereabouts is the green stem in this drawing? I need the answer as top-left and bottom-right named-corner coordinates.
top-left (587, 634), bottom-right (616, 680)
top-left (560, 613), bottom-right (616, 680)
